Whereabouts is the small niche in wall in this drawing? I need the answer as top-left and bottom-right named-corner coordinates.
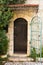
top-left (3, 25), bottom-right (8, 33)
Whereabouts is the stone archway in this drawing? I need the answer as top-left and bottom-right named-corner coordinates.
top-left (8, 16), bottom-right (30, 56)
top-left (8, 5), bottom-right (38, 56)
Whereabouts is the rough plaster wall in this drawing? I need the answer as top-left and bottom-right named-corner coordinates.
top-left (25, 0), bottom-right (39, 4)
top-left (25, 0), bottom-right (43, 45)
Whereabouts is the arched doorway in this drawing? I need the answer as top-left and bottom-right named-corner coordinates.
top-left (14, 18), bottom-right (27, 53)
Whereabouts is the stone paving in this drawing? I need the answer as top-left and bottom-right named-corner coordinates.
top-left (5, 62), bottom-right (43, 65)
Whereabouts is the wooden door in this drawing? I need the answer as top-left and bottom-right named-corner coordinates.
top-left (14, 18), bottom-right (27, 53)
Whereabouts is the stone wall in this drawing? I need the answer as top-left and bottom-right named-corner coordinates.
top-left (7, 6), bottom-right (38, 57)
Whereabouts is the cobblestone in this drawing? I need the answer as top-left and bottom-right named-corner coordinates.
top-left (4, 62), bottom-right (43, 65)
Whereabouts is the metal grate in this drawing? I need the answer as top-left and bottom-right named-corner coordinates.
top-left (30, 16), bottom-right (42, 62)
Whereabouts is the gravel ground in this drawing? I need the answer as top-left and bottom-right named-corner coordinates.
top-left (4, 62), bottom-right (43, 65)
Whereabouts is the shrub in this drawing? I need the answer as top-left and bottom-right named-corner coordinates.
top-left (0, 30), bottom-right (9, 55)
top-left (30, 48), bottom-right (37, 61)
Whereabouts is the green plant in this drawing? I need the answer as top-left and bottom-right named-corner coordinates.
top-left (36, 47), bottom-right (43, 57)
top-left (30, 48), bottom-right (37, 61)
top-left (0, 30), bottom-right (9, 55)
top-left (0, 56), bottom-right (9, 65)
top-left (0, 0), bottom-right (26, 64)
top-left (0, 0), bottom-right (26, 4)
top-left (0, 6), bottom-right (13, 30)
top-left (0, 56), bottom-right (4, 65)
top-left (0, 61), bottom-right (3, 65)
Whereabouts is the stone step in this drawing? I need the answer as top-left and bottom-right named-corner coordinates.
top-left (9, 56), bottom-right (34, 62)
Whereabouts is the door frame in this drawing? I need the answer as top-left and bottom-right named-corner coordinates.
top-left (8, 17), bottom-right (30, 57)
